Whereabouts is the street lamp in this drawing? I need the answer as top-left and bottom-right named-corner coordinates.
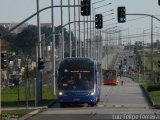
top-left (92, 2), bottom-right (112, 60)
top-left (143, 28), bottom-right (150, 76)
top-left (103, 26), bottom-right (118, 69)
top-left (90, 0), bottom-right (107, 58)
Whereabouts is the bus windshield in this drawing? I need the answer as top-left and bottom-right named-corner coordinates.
top-left (105, 70), bottom-right (116, 80)
top-left (58, 69), bottom-right (94, 90)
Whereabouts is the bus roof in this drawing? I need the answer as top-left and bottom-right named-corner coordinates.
top-left (59, 57), bottom-right (94, 70)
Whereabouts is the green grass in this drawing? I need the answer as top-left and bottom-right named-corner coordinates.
top-left (140, 53), bottom-right (160, 73)
top-left (1, 85), bottom-right (57, 106)
top-left (132, 73), bottom-right (150, 82)
top-left (1, 109), bottom-right (35, 118)
top-left (148, 91), bottom-right (160, 103)
top-left (143, 83), bottom-right (160, 103)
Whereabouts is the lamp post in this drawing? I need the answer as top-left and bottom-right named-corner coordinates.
top-left (143, 28), bottom-right (150, 80)
top-left (103, 26), bottom-right (118, 69)
top-left (93, 3), bottom-right (112, 60)
top-left (91, 0), bottom-right (107, 59)
top-left (51, 0), bottom-right (56, 96)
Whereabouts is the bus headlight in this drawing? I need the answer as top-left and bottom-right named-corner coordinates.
top-left (89, 90), bottom-right (95, 96)
top-left (58, 92), bottom-right (63, 96)
top-left (90, 92), bottom-right (95, 96)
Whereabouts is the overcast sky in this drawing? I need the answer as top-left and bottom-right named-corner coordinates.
top-left (0, 0), bottom-right (160, 43)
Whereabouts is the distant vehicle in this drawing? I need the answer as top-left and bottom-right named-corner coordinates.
top-left (122, 66), bottom-right (127, 73)
top-left (123, 58), bottom-right (127, 65)
top-left (57, 57), bottom-right (101, 107)
top-left (103, 70), bottom-right (120, 85)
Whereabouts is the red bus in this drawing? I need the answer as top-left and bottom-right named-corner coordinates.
top-left (103, 70), bottom-right (119, 85)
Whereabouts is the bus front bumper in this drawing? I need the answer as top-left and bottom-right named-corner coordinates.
top-left (58, 95), bottom-right (96, 103)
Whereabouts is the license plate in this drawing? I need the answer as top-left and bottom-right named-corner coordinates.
top-left (73, 98), bottom-right (80, 101)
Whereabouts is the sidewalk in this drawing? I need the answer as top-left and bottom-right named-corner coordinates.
top-left (1, 106), bottom-right (48, 111)
top-left (1, 100), bottom-right (57, 120)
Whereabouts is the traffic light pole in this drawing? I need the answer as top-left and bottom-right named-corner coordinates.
top-left (87, 16), bottom-right (89, 57)
top-left (68, 0), bottom-right (72, 57)
top-left (84, 17), bottom-right (86, 57)
top-left (51, 0), bottom-right (56, 96)
top-left (90, 12), bottom-right (92, 58)
top-left (7, 5), bottom-right (81, 35)
top-left (74, 0), bottom-right (77, 57)
top-left (78, 0), bottom-right (81, 57)
top-left (151, 16), bottom-right (154, 82)
top-left (36, 0), bottom-right (42, 103)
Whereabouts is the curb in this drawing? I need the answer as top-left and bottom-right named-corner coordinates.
top-left (19, 100), bottom-right (58, 120)
top-left (19, 107), bottom-right (47, 120)
top-left (140, 85), bottom-right (160, 108)
top-left (140, 85), bottom-right (153, 106)
top-left (47, 100), bottom-right (58, 108)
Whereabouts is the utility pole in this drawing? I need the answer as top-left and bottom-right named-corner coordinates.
top-left (87, 16), bottom-right (89, 57)
top-left (68, 0), bottom-right (71, 57)
top-left (74, 0), bottom-right (77, 57)
top-left (61, 0), bottom-right (64, 60)
top-left (51, 0), bottom-right (56, 96)
top-left (90, 9), bottom-right (92, 58)
top-left (84, 17), bottom-right (86, 57)
top-left (26, 56), bottom-right (29, 109)
top-left (78, 0), bottom-right (81, 57)
top-left (36, 0), bottom-right (42, 103)
top-left (151, 16), bottom-right (154, 82)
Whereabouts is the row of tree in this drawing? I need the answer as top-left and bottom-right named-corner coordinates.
top-left (0, 25), bottom-right (75, 58)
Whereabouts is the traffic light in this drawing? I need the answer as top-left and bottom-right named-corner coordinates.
top-left (38, 58), bottom-right (45, 70)
top-left (1, 52), bottom-right (7, 69)
top-left (159, 0), bottom-right (160, 5)
top-left (81, 0), bottom-right (91, 16)
top-left (158, 60), bottom-right (160, 68)
top-left (117, 6), bottom-right (126, 23)
top-left (95, 14), bottom-right (103, 29)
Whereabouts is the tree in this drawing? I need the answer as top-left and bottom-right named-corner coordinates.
top-left (0, 26), bottom-right (9, 37)
top-left (15, 28), bottom-right (38, 56)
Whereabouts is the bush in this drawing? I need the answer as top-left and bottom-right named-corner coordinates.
top-left (147, 84), bottom-right (160, 92)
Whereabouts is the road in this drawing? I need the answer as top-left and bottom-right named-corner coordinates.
top-left (28, 77), bottom-right (160, 120)
top-left (27, 51), bottom-right (160, 120)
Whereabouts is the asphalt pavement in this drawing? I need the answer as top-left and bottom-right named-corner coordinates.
top-left (27, 77), bottom-right (160, 120)
top-left (27, 51), bottom-right (160, 120)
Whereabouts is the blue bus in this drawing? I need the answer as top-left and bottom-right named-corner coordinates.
top-left (57, 57), bottom-right (101, 107)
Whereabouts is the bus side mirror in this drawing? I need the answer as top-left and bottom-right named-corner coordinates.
top-left (56, 70), bottom-right (59, 79)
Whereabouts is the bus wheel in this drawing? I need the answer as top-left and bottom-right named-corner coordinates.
top-left (89, 103), bottom-right (96, 107)
top-left (97, 98), bottom-right (100, 103)
top-left (60, 103), bottom-right (65, 108)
